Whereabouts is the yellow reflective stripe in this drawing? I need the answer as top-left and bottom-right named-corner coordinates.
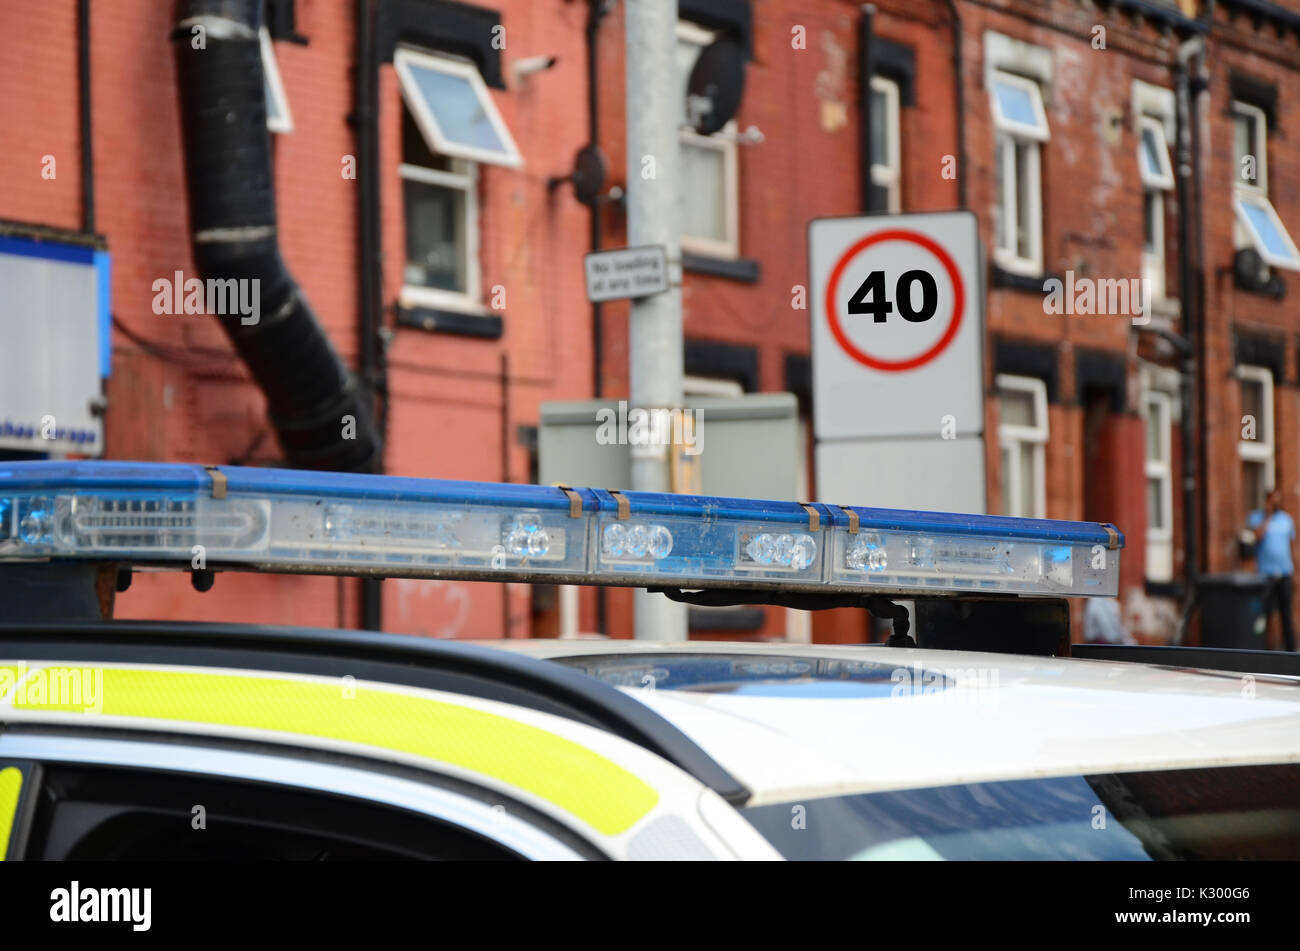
top-left (0, 767), bottom-right (21, 861)
top-left (12, 667), bottom-right (658, 836)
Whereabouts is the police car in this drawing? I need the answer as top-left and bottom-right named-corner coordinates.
top-left (0, 462), bottom-right (1297, 860)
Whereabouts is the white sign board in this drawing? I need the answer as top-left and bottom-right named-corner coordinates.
top-left (809, 212), bottom-right (983, 440)
top-left (816, 437), bottom-right (987, 514)
top-left (0, 235), bottom-right (107, 456)
top-left (584, 245), bottom-right (668, 303)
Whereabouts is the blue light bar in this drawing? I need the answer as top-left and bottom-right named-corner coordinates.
top-left (0, 462), bottom-right (1123, 598)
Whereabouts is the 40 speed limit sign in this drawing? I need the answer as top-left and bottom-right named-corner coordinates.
top-left (809, 211), bottom-right (983, 441)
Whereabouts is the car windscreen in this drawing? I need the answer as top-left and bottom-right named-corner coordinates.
top-left (742, 764), bottom-right (1300, 860)
top-left (550, 652), bottom-right (951, 698)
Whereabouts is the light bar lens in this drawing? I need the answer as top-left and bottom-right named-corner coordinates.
top-left (0, 465), bottom-right (1121, 598)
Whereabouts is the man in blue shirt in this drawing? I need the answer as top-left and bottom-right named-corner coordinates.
top-left (1247, 490), bottom-right (1297, 652)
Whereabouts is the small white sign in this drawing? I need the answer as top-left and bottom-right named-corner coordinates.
top-left (584, 245), bottom-right (668, 303)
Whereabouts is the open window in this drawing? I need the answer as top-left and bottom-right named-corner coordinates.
top-left (1232, 100), bottom-right (1300, 272)
top-left (991, 72), bottom-right (1048, 276)
top-left (395, 47), bottom-right (521, 315)
top-left (394, 47), bottom-right (522, 168)
top-left (260, 27), bottom-right (293, 134)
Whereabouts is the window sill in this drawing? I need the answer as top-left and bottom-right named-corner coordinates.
top-left (395, 304), bottom-right (503, 339)
top-left (1151, 296), bottom-right (1181, 319)
top-left (682, 251), bottom-right (761, 283)
top-left (992, 264), bottom-right (1057, 292)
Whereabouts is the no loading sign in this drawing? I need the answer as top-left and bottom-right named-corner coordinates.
top-left (809, 211), bottom-right (983, 441)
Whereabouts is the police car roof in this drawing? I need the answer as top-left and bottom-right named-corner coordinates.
top-left (484, 640), bottom-right (1300, 805)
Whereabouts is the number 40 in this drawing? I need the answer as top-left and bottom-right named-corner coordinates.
top-left (847, 270), bottom-right (938, 323)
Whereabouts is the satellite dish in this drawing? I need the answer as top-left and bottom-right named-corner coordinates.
top-left (686, 34), bottom-right (746, 135)
top-left (571, 144), bottom-right (607, 205)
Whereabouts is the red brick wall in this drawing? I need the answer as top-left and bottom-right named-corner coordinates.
top-left (5, 0), bottom-right (1299, 644)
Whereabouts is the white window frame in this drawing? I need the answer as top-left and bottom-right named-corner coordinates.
top-left (1142, 389), bottom-right (1174, 582)
top-left (990, 71), bottom-right (1050, 142)
top-left (398, 145), bottom-right (484, 315)
top-left (393, 46), bottom-right (522, 169)
top-left (1237, 364), bottom-right (1275, 506)
top-left (1232, 101), bottom-right (1268, 192)
top-left (1138, 116), bottom-right (1174, 300)
top-left (990, 72), bottom-right (1048, 277)
top-left (996, 374), bottom-right (1049, 519)
top-left (870, 75), bottom-right (902, 214)
top-left (1229, 101), bottom-right (1300, 272)
top-left (1232, 366), bottom-right (1274, 519)
top-left (260, 27), bottom-right (293, 134)
top-left (1234, 189), bottom-right (1300, 272)
top-left (677, 21), bottom-right (740, 259)
top-left (1137, 116), bottom-right (1175, 190)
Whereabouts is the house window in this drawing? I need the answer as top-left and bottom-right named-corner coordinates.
top-left (1232, 101), bottom-right (1300, 272)
top-left (997, 374), bottom-right (1048, 519)
top-left (1137, 116), bottom-right (1174, 300)
top-left (394, 48), bottom-right (520, 314)
top-left (260, 27), bottom-right (293, 134)
top-left (394, 48), bottom-right (521, 168)
top-left (676, 21), bottom-right (740, 259)
top-left (990, 72), bottom-right (1049, 275)
top-left (1238, 365), bottom-right (1275, 513)
top-left (400, 106), bottom-right (479, 307)
top-left (1143, 389), bottom-right (1174, 582)
top-left (870, 76), bottom-right (902, 213)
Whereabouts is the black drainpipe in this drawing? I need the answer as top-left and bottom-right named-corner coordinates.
top-left (943, 0), bottom-right (967, 209)
top-left (172, 0), bottom-right (381, 476)
top-left (354, 0), bottom-right (384, 630)
top-left (859, 4), bottom-right (876, 213)
top-left (78, 0), bottom-right (95, 234)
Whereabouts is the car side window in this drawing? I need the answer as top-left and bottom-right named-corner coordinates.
top-left (24, 763), bottom-right (527, 861)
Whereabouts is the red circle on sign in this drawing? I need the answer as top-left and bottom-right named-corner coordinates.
top-left (825, 229), bottom-right (965, 372)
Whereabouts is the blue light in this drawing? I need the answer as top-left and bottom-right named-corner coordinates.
top-left (0, 462), bottom-right (1124, 598)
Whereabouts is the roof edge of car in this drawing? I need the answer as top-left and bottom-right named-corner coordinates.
top-left (0, 620), bottom-right (751, 806)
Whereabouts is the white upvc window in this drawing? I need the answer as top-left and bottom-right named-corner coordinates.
top-left (394, 47), bottom-right (522, 168)
top-left (399, 103), bottom-right (482, 313)
top-left (260, 27), bottom-right (293, 134)
top-left (870, 75), bottom-right (901, 213)
top-left (676, 21), bottom-right (740, 259)
top-left (395, 47), bottom-right (522, 315)
top-left (997, 374), bottom-right (1048, 519)
top-left (1142, 389), bottom-right (1174, 582)
top-left (1137, 116), bottom-right (1174, 301)
top-left (1232, 101), bottom-right (1300, 272)
top-left (1233, 101), bottom-right (1268, 192)
top-left (1238, 364), bottom-right (1275, 514)
top-left (990, 71), bottom-right (1048, 276)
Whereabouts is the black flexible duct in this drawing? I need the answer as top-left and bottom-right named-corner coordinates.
top-left (172, 0), bottom-right (381, 472)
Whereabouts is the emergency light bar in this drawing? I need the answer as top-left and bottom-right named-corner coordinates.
top-left (0, 462), bottom-right (1122, 598)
